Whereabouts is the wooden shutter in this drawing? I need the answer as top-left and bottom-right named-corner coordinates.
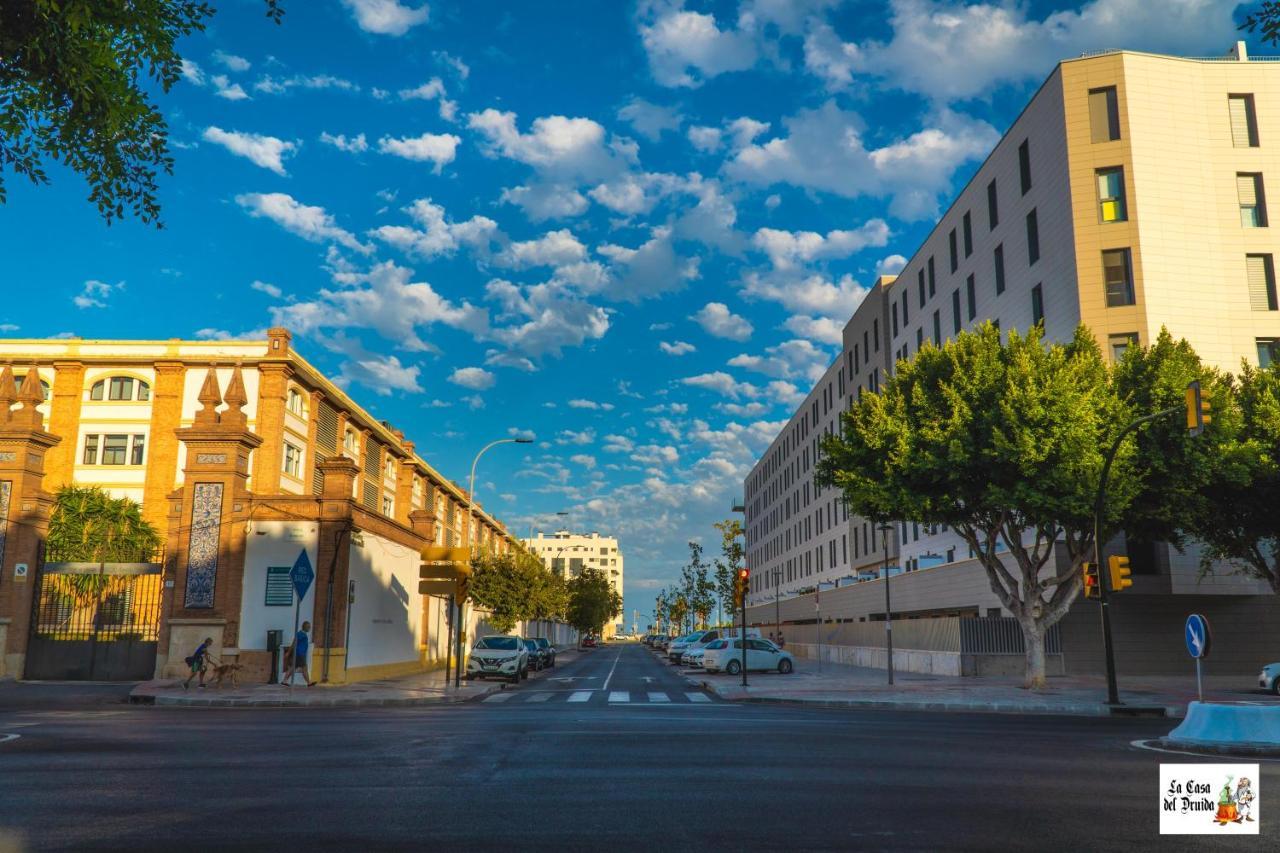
top-left (1247, 255), bottom-right (1277, 311)
top-left (312, 453), bottom-right (325, 496)
top-left (364, 437), bottom-right (381, 478)
top-left (363, 481), bottom-right (378, 510)
top-left (315, 399), bottom-right (338, 453)
top-left (1238, 173), bottom-right (1259, 207)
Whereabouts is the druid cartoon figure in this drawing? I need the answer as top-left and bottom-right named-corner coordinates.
top-left (1236, 777), bottom-right (1255, 823)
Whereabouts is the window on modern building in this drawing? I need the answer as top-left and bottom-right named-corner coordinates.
top-left (951, 289), bottom-right (962, 334)
top-left (1026, 209), bottom-right (1040, 265)
top-left (1229, 94), bottom-right (1260, 148)
top-left (101, 434), bottom-right (128, 465)
top-left (901, 290), bottom-right (909, 325)
top-left (1109, 332), bottom-right (1139, 361)
top-left (1018, 139), bottom-right (1031, 194)
top-left (949, 228), bottom-right (958, 273)
top-left (1246, 253), bottom-right (1279, 311)
top-left (284, 442), bottom-right (303, 478)
top-left (994, 244), bottom-right (1006, 295)
top-left (1097, 167), bottom-right (1127, 222)
top-left (1031, 284), bottom-right (1044, 326)
top-left (987, 178), bottom-right (999, 229)
top-left (966, 274), bottom-right (977, 321)
top-left (927, 256), bottom-right (936, 297)
top-left (918, 270), bottom-right (926, 308)
top-left (916, 327), bottom-right (923, 350)
top-left (873, 319), bottom-right (879, 351)
top-left (82, 434), bottom-right (98, 465)
top-left (1103, 248), bottom-right (1136, 307)
top-left (891, 302), bottom-right (899, 337)
top-left (1238, 173), bottom-right (1268, 227)
top-left (963, 211), bottom-right (973, 257)
top-left (286, 387), bottom-right (305, 415)
top-left (1088, 86), bottom-right (1121, 143)
top-left (1259, 338), bottom-right (1280, 367)
top-left (932, 310), bottom-right (941, 346)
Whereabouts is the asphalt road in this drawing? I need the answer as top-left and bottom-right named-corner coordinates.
top-left (1, 643), bottom-right (1274, 851)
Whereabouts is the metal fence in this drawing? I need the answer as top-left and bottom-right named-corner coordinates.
top-left (777, 616), bottom-right (1060, 655)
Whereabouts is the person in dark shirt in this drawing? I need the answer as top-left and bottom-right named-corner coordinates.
top-left (282, 621), bottom-right (315, 687)
top-left (183, 637), bottom-right (216, 689)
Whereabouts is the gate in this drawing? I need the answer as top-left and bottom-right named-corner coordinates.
top-left (25, 547), bottom-right (165, 681)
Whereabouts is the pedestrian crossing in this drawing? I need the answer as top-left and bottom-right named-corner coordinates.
top-left (482, 689), bottom-right (713, 705)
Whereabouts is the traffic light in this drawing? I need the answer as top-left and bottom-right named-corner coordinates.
top-left (1083, 562), bottom-right (1100, 599)
top-left (1185, 380), bottom-right (1211, 436)
top-left (1108, 554), bottom-right (1132, 593)
top-left (734, 567), bottom-right (750, 609)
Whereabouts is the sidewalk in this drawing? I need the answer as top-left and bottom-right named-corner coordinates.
top-left (131, 648), bottom-right (585, 708)
top-left (685, 654), bottom-right (1273, 718)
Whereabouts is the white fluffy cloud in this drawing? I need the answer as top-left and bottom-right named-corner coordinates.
top-left (497, 230), bottom-right (587, 269)
top-left (594, 226), bottom-right (699, 302)
top-left (449, 366), bottom-right (496, 390)
top-left (341, 0), bottom-right (430, 36)
top-left (680, 371), bottom-right (759, 399)
top-left (782, 314), bottom-right (844, 345)
top-left (693, 302), bottom-right (753, 341)
top-left (639, 6), bottom-right (758, 87)
top-left (659, 340), bottom-right (696, 356)
top-left (253, 74), bottom-right (359, 95)
top-left (752, 219), bottom-right (890, 270)
top-left (250, 280), bottom-right (283, 298)
top-left (617, 97), bottom-right (683, 140)
top-left (728, 338), bottom-right (830, 382)
top-left (320, 132), bottom-right (369, 153)
top-left (877, 253), bottom-right (908, 275)
top-left (468, 109), bottom-right (626, 183)
top-left (568, 399), bottom-right (616, 411)
top-left (399, 77), bottom-right (458, 122)
top-left (370, 198), bottom-right (498, 259)
top-left (377, 132), bottom-right (461, 172)
top-left (181, 61), bottom-right (249, 100)
top-left (212, 50), bottom-right (251, 72)
top-left (73, 279), bottom-right (123, 309)
top-left (500, 183), bottom-right (590, 221)
top-left (741, 270), bottom-right (869, 319)
top-left (726, 101), bottom-right (997, 220)
top-left (686, 125), bottom-right (723, 153)
top-left (484, 279), bottom-right (611, 360)
top-left (236, 192), bottom-right (372, 254)
top-left (202, 127), bottom-right (297, 175)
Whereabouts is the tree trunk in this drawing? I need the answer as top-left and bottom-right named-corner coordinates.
top-left (1022, 622), bottom-right (1047, 690)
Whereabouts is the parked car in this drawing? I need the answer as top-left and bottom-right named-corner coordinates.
top-left (524, 638), bottom-right (547, 671)
top-left (1259, 662), bottom-right (1280, 695)
top-left (667, 631), bottom-right (709, 664)
top-left (680, 628), bottom-right (759, 666)
top-left (531, 637), bottom-right (557, 668)
top-left (466, 635), bottom-right (529, 684)
top-left (582, 635), bottom-right (598, 648)
top-left (703, 637), bottom-right (794, 675)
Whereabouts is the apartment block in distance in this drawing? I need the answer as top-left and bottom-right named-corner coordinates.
top-left (744, 44), bottom-right (1280, 677)
top-left (0, 329), bottom-right (522, 684)
top-left (526, 529), bottom-right (624, 637)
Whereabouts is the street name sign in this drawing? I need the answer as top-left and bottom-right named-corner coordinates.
top-left (290, 549), bottom-right (315, 600)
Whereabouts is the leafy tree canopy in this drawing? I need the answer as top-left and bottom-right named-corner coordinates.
top-left (566, 567), bottom-right (621, 636)
top-left (47, 485), bottom-right (162, 561)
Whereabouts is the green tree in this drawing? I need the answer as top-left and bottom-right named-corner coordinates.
top-left (815, 324), bottom-right (1132, 689)
top-left (1242, 3), bottom-right (1280, 45)
top-left (47, 485), bottom-right (162, 560)
top-left (711, 519), bottom-right (743, 625)
top-left (0, 1), bottom-right (282, 224)
top-left (1189, 361), bottom-right (1280, 591)
top-left (467, 550), bottom-right (557, 634)
top-left (566, 567), bottom-right (622, 636)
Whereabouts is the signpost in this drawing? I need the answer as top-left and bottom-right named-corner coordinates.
top-left (289, 549), bottom-right (315, 681)
top-left (1184, 613), bottom-right (1212, 702)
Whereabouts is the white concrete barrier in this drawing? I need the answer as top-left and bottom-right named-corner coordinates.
top-left (1166, 701), bottom-right (1280, 750)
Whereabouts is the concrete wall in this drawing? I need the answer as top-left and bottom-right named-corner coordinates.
top-left (239, 520), bottom-right (319, 654)
top-left (345, 531), bottom-right (424, 676)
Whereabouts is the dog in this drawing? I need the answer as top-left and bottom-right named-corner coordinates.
top-left (208, 661), bottom-right (244, 689)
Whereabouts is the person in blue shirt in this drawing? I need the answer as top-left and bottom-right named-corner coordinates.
top-left (183, 637), bottom-right (216, 690)
top-left (282, 621), bottom-right (315, 687)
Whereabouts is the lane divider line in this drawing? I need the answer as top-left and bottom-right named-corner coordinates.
top-left (601, 652), bottom-right (622, 692)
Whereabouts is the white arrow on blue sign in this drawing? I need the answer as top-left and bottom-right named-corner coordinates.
top-left (1184, 613), bottom-right (1211, 659)
top-left (290, 549), bottom-right (315, 600)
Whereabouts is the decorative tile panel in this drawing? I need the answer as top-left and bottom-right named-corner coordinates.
top-left (184, 482), bottom-right (224, 608)
top-left (0, 481), bottom-right (11, 571)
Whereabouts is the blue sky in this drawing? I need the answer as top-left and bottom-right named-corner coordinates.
top-left (0, 0), bottom-right (1251, 627)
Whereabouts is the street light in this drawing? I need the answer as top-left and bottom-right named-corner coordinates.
top-left (455, 436), bottom-right (534, 687)
top-left (878, 522), bottom-right (894, 686)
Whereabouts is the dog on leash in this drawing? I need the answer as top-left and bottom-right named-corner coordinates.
top-left (208, 661), bottom-right (243, 689)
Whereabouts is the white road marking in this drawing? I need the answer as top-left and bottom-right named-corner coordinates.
top-left (608, 691), bottom-right (630, 703)
top-left (568, 691), bottom-right (592, 703)
top-left (601, 653), bottom-right (623, 691)
top-left (483, 692), bottom-right (515, 703)
top-left (0, 734), bottom-right (20, 745)
top-left (686, 693), bottom-right (711, 703)
top-left (526, 693), bottom-right (552, 703)
top-left (647, 692), bottom-right (669, 703)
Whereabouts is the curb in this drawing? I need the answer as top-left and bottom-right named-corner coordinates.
top-left (698, 682), bottom-right (1178, 718)
top-left (1159, 737), bottom-right (1280, 757)
top-left (134, 682), bottom-right (504, 709)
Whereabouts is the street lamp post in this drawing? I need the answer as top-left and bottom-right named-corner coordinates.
top-left (456, 436), bottom-right (534, 687)
top-left (878, 522), bottom-right (894, 686)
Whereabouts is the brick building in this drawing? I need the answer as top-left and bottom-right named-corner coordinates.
top-left (0, 330), bottom-right (521, 683)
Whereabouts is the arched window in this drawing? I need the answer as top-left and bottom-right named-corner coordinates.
top-left (343, 427), bottom-right (359, 455)
top-left (89, 376), bottom-right (150, 401)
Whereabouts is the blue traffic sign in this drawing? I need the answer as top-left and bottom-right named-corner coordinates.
top-left (290, 549), bottom-right (315, 599)
top-left (1184, 613), bottom-right (1211, 659)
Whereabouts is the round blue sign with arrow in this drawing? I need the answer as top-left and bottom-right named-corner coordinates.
top-left (290, 549), bottom-right (315, 600)
top-left (1184, 613), bottom-right (1211, 659)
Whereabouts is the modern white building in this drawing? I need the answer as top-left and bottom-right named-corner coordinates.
top-left (743, 45), bottom-right (1280, 676)
top-left (525, 530), bottom-right (625, 637)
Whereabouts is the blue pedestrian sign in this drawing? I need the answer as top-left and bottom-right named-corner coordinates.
top-left (1184, 613), bottom-right (1211, 659)
top-left (290, 549), bottom-right (315, 600)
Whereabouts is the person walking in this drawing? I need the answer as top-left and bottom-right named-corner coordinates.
top-left (281, 621), bottom-right (315, 687)
top-left (183, 637), bottom-right (216, 690)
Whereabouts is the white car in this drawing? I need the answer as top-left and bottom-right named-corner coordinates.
top-left (667, 631), bottom-right (709, 664)
top-left (1259, 662), bottom-right (1280, 695)
top-left (466, 635), bottom-right (529, 684)
top-left (703, 637), bottom-right (794, 675)
top-left (681, 628), bottom-right (760, 667)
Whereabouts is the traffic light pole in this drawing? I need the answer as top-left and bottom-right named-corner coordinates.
top-left (740, 591), bottom-right (748, 688)
top-left (1093, 405), bottom-right (1179, 706)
